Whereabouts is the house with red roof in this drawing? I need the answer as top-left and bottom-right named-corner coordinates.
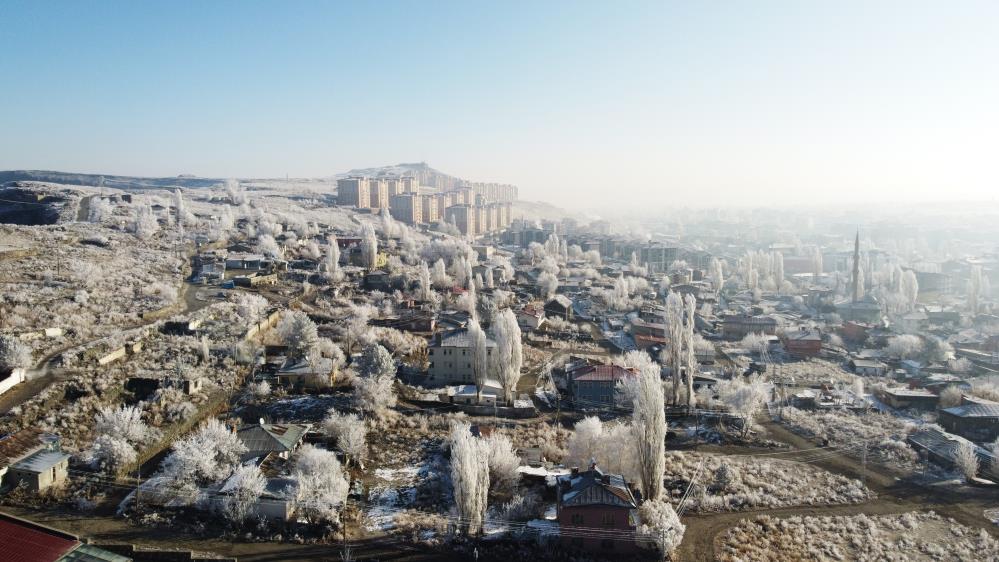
top-left (568, 364), bottom-right (637, 408)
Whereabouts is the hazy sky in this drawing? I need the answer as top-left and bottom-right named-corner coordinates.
top-left (1, 1), bottom-right (997, 209)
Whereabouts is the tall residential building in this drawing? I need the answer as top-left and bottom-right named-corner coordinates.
top-left (337, 177), bottom-right (370, 208)
top-left (389, 193), bottom-right (422, 225)
top-left (401, 176), bottom-right (419, 194)
top-left (385, 177), bottom-right (403, 197)
top-left (369, 179), bottom-right (389, 209)
top-left (445, 205), bottom-right (476, 236)
top-left (420, 194), bottom-right (439, 224)
top-left (476, 206), bottom-right (489, 235)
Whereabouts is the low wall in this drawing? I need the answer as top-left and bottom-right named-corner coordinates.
top-left (455, 403), bottom-right (537, 419)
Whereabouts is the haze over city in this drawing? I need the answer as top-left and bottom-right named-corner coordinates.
top-left (2, 1), bottom-right (998, 209)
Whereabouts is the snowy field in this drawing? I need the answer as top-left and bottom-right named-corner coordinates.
top-left (717, 511), bottom-right (999, 561)
top-left (779, 407), bottom-right (920, 469)
top-left (666, 451), bottom-right (872, 512)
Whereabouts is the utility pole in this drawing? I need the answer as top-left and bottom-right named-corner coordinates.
top-left (135, 466), bottom-right (141, 513)
top-left (861, 439), bottom-right (868, 487)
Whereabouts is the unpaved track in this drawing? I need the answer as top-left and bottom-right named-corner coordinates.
top-left (677, 420), bottom-right (999, 561)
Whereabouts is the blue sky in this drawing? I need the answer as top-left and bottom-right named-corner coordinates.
top-left (1, 1), bottom-right (997, 208)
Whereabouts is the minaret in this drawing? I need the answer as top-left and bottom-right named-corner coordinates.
top-left (851, 230), bottom-right (860, 303)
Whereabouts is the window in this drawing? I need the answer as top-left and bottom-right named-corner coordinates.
top-left (601, 513), bottom-right (614, 526)
top-left (570, 513), bottom-right (584, 525)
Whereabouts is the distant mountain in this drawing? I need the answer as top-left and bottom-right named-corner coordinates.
top-left (0, 170), bottom-right (221, 190)
top-left (341, 161), bottom-right (484, 191)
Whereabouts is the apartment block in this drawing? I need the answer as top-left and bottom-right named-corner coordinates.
top-left (368, 179), bottom-right (389, 209)
top-left (389, 193), bottom-right (422, 225)
top-left (420, 194), bottom-right (439, 224)
top-left (445, 204), bottom-right (477, 236)
top-left (337, 177), bottom-right (370, 209)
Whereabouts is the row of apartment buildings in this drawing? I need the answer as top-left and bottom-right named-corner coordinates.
top-left (337, 176), bottom-right (513, 235)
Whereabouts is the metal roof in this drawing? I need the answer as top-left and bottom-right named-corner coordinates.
top-left (12, 450), bottom-right (70, 473)
top-left (941, 403), bottom-right (999, 419)
top-left (0, 512), bottom-right (79, 562)
top-left (237, 423), bottom-right (310, 454)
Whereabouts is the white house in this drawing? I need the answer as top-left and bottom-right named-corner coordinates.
top-left (427, 329), bottom-right (497, 385)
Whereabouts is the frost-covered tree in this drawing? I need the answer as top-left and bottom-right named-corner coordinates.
top-left (484, 434), bottom-right (520, 497)
top-left (257, 233), bottom-right (283, 259)
top-left (711, 258), bottom-right (725, 292)
top-left (223, 464), bottom-right (266, 522)
top-left (886, 335), bottom-right (923, 359)
top-left (417, 260), bottom-right (433, 301)
top-left (278, 311), bottom-right (319, 361)
top-left (234, 292), bottom-right (269, 325)
top-left (325, 234), bottom-right (342, 281)
top-left (431, 258), bottom-right (452, 288)
top-left (360, 223), bottom-right (378, 269)
top-left (663, 292), bottom-right (684, 405)
top-left (969, 266), bottom-right (983, 315)
top-left (449, 421), bottom-right (489, 535)
top-left (492, 308), bottom-right (523, 405)
top-left (683, 293), bottom-right (697, 408)
top-left (631, 355), bottom-right (666, 501)
top-left (566, 416), bottom-right (604, 467)
top-left (939, 385), bottom-right (963, 408)
top-left (638, 499), bottom-right (685, 558)
top-left (773, 251), bottom-right (784, 294)
top-left (352, 344), bottom-right (397, 415)
top-left (132, 203), bottom-right (159, 239)
top-left (161, 419), bottom-right (246, 486)
top-left (292, 444), bottom-right (349, 525)
top-left (901, 270), bottom-right (919, 310)
top-left (537, 271), bottom-right (558, 299)
top-left (954, 440), bottom-right (979, 482)
top-left (0, 334), bottom-right (32, 369)
top-left (224, 178), bottom-right (247, 205)
top-left (88, 197), bottom-right (113, 223)
top-left (467, 318), bottom-right (490, 402)
top-left (717, 376), bottom-right (769, 437)
top-left (322, 410), bottom-right (367, 466)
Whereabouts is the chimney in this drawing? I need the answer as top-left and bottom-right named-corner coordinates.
top-left (571, 466), bottom-right (579, 477)
top-left (601, 474), bottom-right (610, 484)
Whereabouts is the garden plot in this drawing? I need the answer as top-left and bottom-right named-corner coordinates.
top-left (363, 447), bottom-right (449, 533)
top-left (665, 451), bottom-right (872, 512)
top-left (779, 407), bottom-right (920, 469)
top-left (717, 511), bottom-right (999, 562)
